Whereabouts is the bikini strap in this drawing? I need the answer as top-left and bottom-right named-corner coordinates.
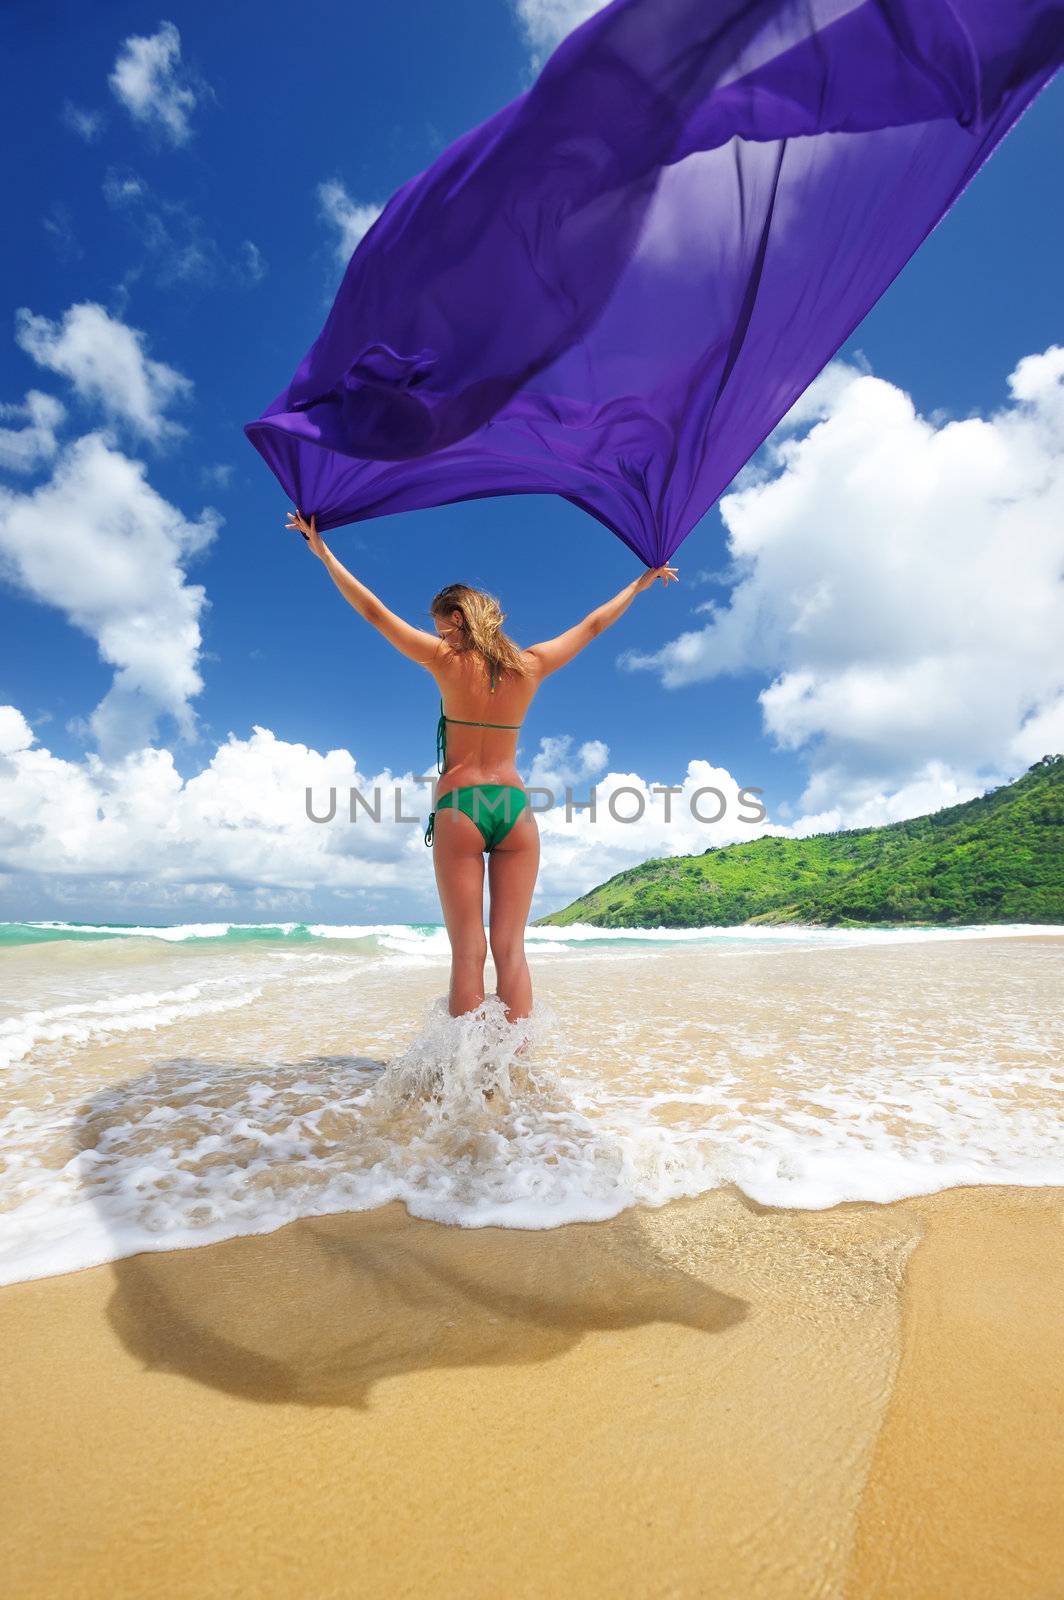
top-left (437, 681), bottom-right (521, 777)
top-left (443, 716), bottom-right (523, 729)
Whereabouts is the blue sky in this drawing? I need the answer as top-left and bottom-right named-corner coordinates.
top-left (0, 2), bottom-right (1062, 923)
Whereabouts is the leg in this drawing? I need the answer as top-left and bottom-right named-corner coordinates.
top-left (432, 804), bottom-right (487, 1016)
top-left (487, 802), bottom-right (540, 1022)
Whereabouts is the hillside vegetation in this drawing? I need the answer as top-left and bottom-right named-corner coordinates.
top-left (533, 754), bottom-right (1064, 929)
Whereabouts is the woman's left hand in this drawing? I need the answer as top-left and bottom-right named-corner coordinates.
top-left (286, 508), bottom-right (326, 559)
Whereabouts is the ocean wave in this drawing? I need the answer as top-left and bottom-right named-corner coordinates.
top-left (2, 926), bottom-right (1061, 1286)
top-left (3, 918), bottom-right (1061, 951)
top-left (1, 948), bottom-right (1062, 1286)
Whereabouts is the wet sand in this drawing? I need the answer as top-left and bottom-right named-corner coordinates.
top-left (2, 1181), bottom-right (1062, 1599)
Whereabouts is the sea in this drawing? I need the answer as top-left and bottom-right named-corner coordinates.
top-left (1, 919), bottom-right (1062, 1287)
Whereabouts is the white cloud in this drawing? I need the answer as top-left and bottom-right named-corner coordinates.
top-left (102, 169), bottom-right (148, 208)
top-left (239, 239), bottom-right (266, 285)
top-left (14, 301), bottom-right (192, 445)
top-left (526, 739), bottom-right (773, 907)
top-left (42, 201), bottom-right (83, 263)
top-left (102, 166), bottom-right (213, 289)
top-left (60, 100), bottom-right (105, 142)
top-left (102, 167), bottom-right (265, 293)
top-left (1009, 344), bottom-right (1064, 407)
top-left (0, 716), bottom-right (435, 915)
top-left (0, 390), bottom-right (66, 474)
top-left (1, 302), bottom-right (224, 759)
top-left (775, 759), bottom-right (989, 839)
top-left (770, 356), bottom-right (873, 436)
top-left (509, 0), bottom-right (606, 67)
top-left (0, 711), bottom-right (772, 920)
top-left (527, 732), bottom-right (609, 792)
top-left (622, 348), bottom-right (1064, 818)
top-left (1008, 691), bottom-right (1064, 769)
top-left (0, 705), bottom-right (34, 755)
top-left (316, 179), bottom-right (384, 267)
top-left (0, 432), bottom-right (220, 758)
top-left (108, 20), bottom-right (205, 147)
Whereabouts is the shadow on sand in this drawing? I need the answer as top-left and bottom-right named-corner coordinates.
top-left (73, 1050), bottom-right (749, 1408)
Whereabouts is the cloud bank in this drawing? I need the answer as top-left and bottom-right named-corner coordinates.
top-left (622, 348), bottom-right (1064, 823)
top-left (0, 707), bottom-right (769, 923)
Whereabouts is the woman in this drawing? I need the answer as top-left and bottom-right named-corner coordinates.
top-left (287, 509), bottom-right (677, 1022)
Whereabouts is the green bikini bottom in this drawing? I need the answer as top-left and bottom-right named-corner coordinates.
top-left (424, 784), bottom-right (529, 851)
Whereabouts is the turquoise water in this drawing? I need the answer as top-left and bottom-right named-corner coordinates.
top-left (3, 919), bottom-right (1060, 951)
top-left (0, 921), bottom-right (435, 948)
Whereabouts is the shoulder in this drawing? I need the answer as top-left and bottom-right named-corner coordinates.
top-left (517, 649), bottom-right (546, 686)
top-left (424, 640), bottom-right (461, 689)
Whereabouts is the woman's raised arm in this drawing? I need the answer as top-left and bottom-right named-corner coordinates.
top-left (525, 564), bottom-right (678, 678)
top-left (286, 509), bottom-right (444, 668)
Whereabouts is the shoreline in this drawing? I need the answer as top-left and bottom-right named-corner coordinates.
top-left (4, 920), bottom-right (1064, 944)
top-left (3, 930), bottom-right (1062, 1288)
top-left (3, 1181), bottom-right (1062, 1598)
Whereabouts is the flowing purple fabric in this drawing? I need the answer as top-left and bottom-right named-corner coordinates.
top-left (244, 0), bottom-right (1063, 566)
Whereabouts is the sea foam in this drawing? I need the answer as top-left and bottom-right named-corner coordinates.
top-left (0, 926), bottom-right (1061, 1286)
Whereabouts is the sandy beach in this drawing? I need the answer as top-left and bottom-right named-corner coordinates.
top-left (2, 927), bottom-right (1062, 1596)
top-left (1, 1180), bottom-right (1061, 1598)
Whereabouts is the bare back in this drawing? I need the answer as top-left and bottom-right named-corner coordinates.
top-left (428, 646), bottom-right (544, 792)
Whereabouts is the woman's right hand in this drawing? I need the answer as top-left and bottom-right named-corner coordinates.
top-left (636, 563), bottom-right (679, 592)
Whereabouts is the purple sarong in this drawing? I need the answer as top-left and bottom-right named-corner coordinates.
top-left (245, 0), bottom-right (1063, 565)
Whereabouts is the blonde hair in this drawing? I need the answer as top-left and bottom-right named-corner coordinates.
top-left (430, 583), bottom-right (531, 683)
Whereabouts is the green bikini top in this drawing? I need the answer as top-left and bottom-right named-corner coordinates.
top-left (436, 662), bottom-right (522, 775)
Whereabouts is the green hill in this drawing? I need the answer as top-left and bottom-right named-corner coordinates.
top-left (533, 754), bottom-right (1064, 929)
